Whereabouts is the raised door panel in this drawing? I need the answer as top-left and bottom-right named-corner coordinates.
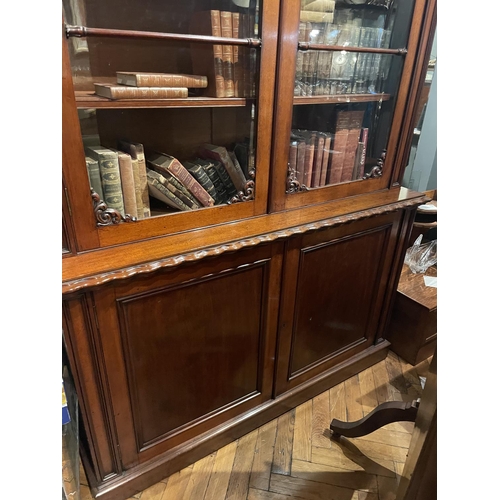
top-left (275, 212), bottom-right (401, 395)
top-left (90, 243), bottom-right (282, 470)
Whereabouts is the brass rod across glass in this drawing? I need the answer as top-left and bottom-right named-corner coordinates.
top-left (297, 42), bottom-right (406, 55)
top-left (65, 25), bottom-right (262, 47)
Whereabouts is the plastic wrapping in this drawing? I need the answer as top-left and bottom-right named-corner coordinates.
top-left (404, 235), bottom-right (437, 274)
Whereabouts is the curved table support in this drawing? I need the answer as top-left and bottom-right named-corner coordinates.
top-left (330, 399), bottom-right (420, 438)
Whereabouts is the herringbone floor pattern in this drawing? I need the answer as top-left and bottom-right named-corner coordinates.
top-left (79, 351), bottom-right (430, 500)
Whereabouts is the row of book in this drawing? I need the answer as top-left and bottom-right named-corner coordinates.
top-left (300, 0), bottom-right (337, 23)
top-left (85, 139), bottom-right (249, 217)
top-left (93, 72), bottom-right (209, 100)
top-left (190, 9), bottom-right (258, 98)
top-left (289, 110), bottom-right (368, 187)
top-left (296, 21), bottom-right (392, 97)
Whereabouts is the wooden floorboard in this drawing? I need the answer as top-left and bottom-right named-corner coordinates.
top-left (76, 352), bottom-right (431, 500)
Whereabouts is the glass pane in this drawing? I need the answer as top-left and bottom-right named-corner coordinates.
top-left (288, 0), bottom-right (415, 191)
top-left (63, 0), bottom-right (261, 220)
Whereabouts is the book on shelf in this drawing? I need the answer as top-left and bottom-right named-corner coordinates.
top-left (207, 157), bottom-right (238, 198)
top-left (296, 139), bottom-right (306, 185)
top-left (196, 159), bottom-right (229, 204)
top-left (340, 110), bottom-right (365, 183)
top-left (356, 127), bottom-right (369, 179)
top-left (85, 156), bottom-right (104, 201)
top-left (146, 169), bottom-right (194, 212)
top-left (130, 157), bottom-right (145, 219)
top-left (182, 160), bottom-right (220, 204)
top-left (197, 144), bottom-right (247, 192)
top-left (116, 150), bottom-right (139, 219)
top-left (301, 0), bottom-right (336, 12)
top-left (117, 140), bottom-right (151, 218)
top-left (147, 152), bottom-right (215, 207)
top-left (299, 1), bottom-right (336, 29)
top-left (220, 11), bottom-right (235, 98)
top-left (189, 9), bottom-right (225, 97)
top-left (303, 131), bottom-right (316, 188)
top-left (289, 140), bottom-right (298, 182)
top-left (115, 72), bottom-right (208, 88)
top-left (84, 145), bottom-right (125, 215)
top-left (190, 10), bottom-right (225, 98)
top-left (299, 10), bottom-right (334, 23)
top-left (155, 168), bottom-right (202, 209)
top-left (311, 132), bottom-right (325, 188)
top-left (295, 22), bottom-right (306, 96)
top-left (232, 12), bottom-right (243, 97)
top-left (352, 142), bottom-right (364, 181)
top-left (320, 132), bottom-right (332, 186)
top-left (94, 84), bottom-right (188, 100)
top-left (327, 111), bottom-right (350, 184)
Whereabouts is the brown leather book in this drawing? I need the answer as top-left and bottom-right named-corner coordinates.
top-left (232, 12), bottom-right (243, 98)
top-left (130, 157), bottom-right (145, 219)
top-left (340, 111), bottom-right (365, 183)
top-left (190, 10), bottom-right (225, 98)
top-left (220, 11), bottom-right (235, 98)
top-left (116, 150), bottom-right (139, 219)
top-left (303, 132), bottom-right (316, 188)
top-left (117, 140), bottom-right (151, 218)
top-left (147, 152), bottom-right (215, 208)
top-left (327, 130), bottom-right (348, 185)
top-left (94, 84), bottom-right (188, 100)
top-left (311, 133), bottom-right (325, 188)
top-left (198, 144), bottom-right (247, 192)
top-left (319, 133), bottom-right (332, 186)
top-left (116, 72), bottom-right (208, 88)
top-left (296, 140), bottom-right (306, 185)
top-left (289, 140), bottom-right (298, 181)
top-left (357, 127), bottom-right (369, 179)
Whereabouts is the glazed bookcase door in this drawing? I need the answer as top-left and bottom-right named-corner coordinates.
top-left (62, 0), bottom-right (278, 251)
top-left (270, 0), bottom-right (427, 212)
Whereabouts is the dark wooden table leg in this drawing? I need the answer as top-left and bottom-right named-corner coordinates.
top-left (330, 399), bottom-right (420, 438)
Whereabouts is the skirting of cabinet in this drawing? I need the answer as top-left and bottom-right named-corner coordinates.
top-left (83, 340), bottom-right (389, 500)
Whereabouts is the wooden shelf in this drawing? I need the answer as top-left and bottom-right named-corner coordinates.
top-left (75, 91), bottom-right (252, 109)
top-left (293, 93), bottom-right (391, 105)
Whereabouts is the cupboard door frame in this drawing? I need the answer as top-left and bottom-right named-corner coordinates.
top-left (274, 211), bottom-right (402, 396)
top-left (62, 0), bottom-right (280, 252)
top-left (83, 242), bottom-right (283, 471)
top-left (269, 0), bottom-right (429, 213)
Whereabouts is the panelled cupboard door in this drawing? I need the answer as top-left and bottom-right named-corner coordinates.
top-left (84, 243), bottom-right (282, 475)
top-left (270, 0), bottom-right (429, 212)
top-left (61, 0), bottom-right (279, 251)
top-left (274, 211), bottom-right (402, 395)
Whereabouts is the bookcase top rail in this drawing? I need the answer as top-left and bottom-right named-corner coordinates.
top-left (297, 42), bottom-right (407, 55)
top-left (293, 93), bottom-right (391, 105)
top-left (74, 92), bottom-right (252, 109)
top-left (65, 25), bottom-right (262, 47)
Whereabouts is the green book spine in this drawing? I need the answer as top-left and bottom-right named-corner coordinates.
top-left (85, 146), bottom-right (125, 215)
top-left (211, 159), bottom-right (238, 197)
top-left (182, 161), bottom-right (218, 203)
top-left (198, 159), bottom-right (228, 204)
top-left (85, 156), bottom-right (104, 200)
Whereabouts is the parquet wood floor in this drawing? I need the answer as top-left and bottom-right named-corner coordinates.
top-left (78, 351), bottom-right (431, 500)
